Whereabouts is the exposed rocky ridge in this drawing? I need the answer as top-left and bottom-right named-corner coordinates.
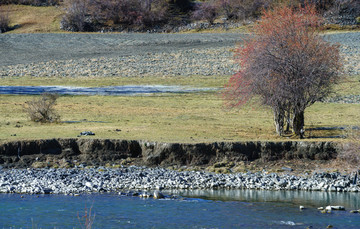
top-left (0, 139), bottom-right (338, 169)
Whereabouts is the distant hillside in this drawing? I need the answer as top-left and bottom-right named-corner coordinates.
top-left (1, 4), bottom-right (63, 33)
top-left (0, 0), bottom-right (359, 33)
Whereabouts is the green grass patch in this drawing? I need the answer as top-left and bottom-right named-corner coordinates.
top-left (0, 75), bottom-right (229, 88)
top-left (335, 74), bottom-right (360, 96)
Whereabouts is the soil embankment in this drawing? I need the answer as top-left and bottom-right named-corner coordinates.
top-left (0, 138), bottom-right (338, 169)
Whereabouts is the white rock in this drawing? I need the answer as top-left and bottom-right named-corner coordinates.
top-left (85, 182), bottom-right (93, 188)
top-left (326, 206), bottom-right (345, 211)
top-left (153, 190), bottom-right (164, 199)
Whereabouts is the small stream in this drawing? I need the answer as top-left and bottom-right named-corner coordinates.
top-left (0, 85), bottom-right (217, 96)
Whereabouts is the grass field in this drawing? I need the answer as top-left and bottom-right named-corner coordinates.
top-left (2, 5), bottom-right (63, 33)
top-left (0, 4), bottom-right (359, 143)
top-left (0, 75), bottom-right (359, 143)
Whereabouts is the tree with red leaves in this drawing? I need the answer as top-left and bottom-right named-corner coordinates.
top-left (224, 4), bottom-right (342, 138)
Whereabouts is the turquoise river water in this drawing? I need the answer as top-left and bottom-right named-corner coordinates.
top-left (1, 190), bottom-right (360, 228)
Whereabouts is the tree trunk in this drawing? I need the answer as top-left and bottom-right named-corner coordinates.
top-left (145, 0), bottom-right (152, 11)
top-left (292, 110), bottom-right (304, 138)
top-left (273, 107), bottom-right (284, 136)
top-left (285, 110), bottom-right (291, 132)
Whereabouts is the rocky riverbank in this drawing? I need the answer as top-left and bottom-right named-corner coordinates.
top-left (1, 138), bottom-right (357, 194)
top-left (0, 166), bottom-right (359, 195)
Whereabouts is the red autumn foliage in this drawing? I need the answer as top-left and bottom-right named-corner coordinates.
top-left (224, 4), bottom-right (342, 138)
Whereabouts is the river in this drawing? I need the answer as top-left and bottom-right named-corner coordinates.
top-left (1, 190), bottom-right (360, 228)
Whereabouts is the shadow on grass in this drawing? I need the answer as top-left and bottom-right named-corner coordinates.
top-left (306, 126), bottom-right (360, 139)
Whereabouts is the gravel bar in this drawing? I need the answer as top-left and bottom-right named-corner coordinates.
top-left (0, 166), bottom-right (359, 195)
top-left (0, 32), bottom-right (359, 78)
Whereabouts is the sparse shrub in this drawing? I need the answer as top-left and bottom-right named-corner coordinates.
top-left (0, 8), bottom-right (10, 33)
top-left (141, 0), bottom-right (169, 27)
top-left (216, 0), bottom-right (266, 20)
top-left (78, 206), bottom-right (95, 229)
top-left (90, 0), bottom-right (142, 26)
top-left (61, 0), bottom-right (93, 32)
top-left (192, 1), bottom-right (218, 24)
top-left (170, 0), bottom-right (192, 12)
top-left (308, 0), bottom-right (335, 12)
top-left (24, 93), bottom-right (60, 123)
top-left (323, 0), bottom-right (360, 25)
top-left (339, 127), bottom-right (360, 165)
top-left (30, 0), bottom-right (60, 6)
top-left (61, 0), bottom-right (169, 31)
top-left (0, 0), bottom-right (60, 6)
top-left (97, 0), bottom-right (168, 27)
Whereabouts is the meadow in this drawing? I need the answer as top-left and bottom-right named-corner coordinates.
top-left (1, 74), bottom-right (359, 143)
top-left (0, 4), bottom-right (359, 144)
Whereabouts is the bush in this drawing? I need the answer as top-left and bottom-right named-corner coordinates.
top-left (171, 0), bottom-right (192, 12)
top-left (0, 9), bottom-right (9, 33)
top-left (61, 0), bottom-right (94, 32)
top-left (192, 1), bottom-right (218, 24)
top-left (339, 128), bottom-right (360, 165)
top-left (324, 0), bottom-right (360, 23)
top-left (216, 0), bottom-right (272, 21)
top-left (308, 0), bottom-right (335, 12)
top-left (0, 0), bottom-right (60, 6)
top-left (96, 0), bottom-right (168, 27)
top-left (24, 93), bottom-right (60, 123)
top-left (61, 0), bottom-right (169, 31)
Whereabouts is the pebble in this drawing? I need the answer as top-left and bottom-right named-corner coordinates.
top-left (326, 205), bottom-right (345, 211)
top-left (0, 167), bottom-right (359, 195)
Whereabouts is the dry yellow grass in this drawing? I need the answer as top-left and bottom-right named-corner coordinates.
top-left (0, 75), bottom-right (359, 143)
top-left (0, 93), bottom-right (276, 143)
top-left (2, 5), bottom-right (64, 33)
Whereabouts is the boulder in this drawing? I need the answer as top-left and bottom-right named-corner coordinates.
top-left (153, 190), bottom-right (165, 199)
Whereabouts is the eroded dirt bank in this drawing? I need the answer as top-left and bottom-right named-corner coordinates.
top-left (0, 139), bottom-right (338, 169)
